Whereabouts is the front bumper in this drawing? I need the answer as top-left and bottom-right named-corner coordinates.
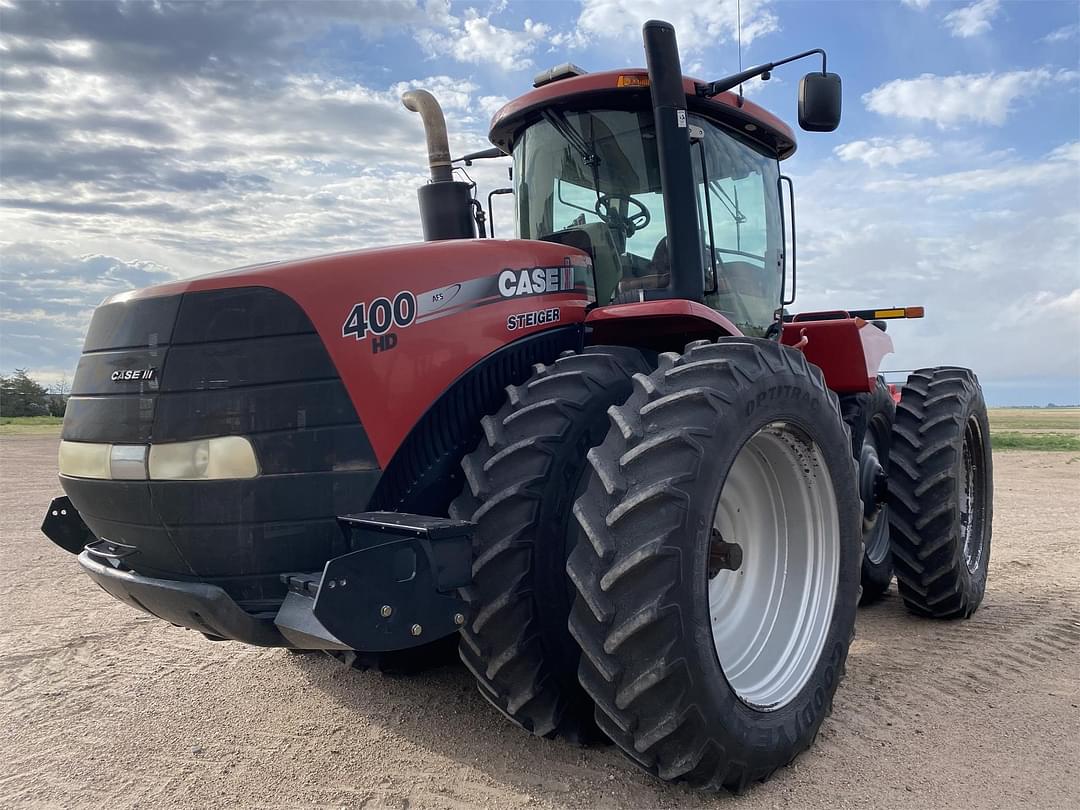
top-left (60, 510), bottom-right (473, 652)
top-left (78, 550), bottom-right (287, 646)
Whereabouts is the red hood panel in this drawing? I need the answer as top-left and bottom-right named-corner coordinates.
top-left (113, 239), bottom-right (593, 465)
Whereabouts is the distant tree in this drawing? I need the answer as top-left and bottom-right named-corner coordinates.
top-left (0, 369), bottom-right (51, 417)
top-left (48, 373), bottom-right (70, 417)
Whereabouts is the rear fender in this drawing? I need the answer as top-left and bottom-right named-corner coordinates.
top-left (585, 300), bottom-right (742, 352)
top-left (781, 318), bottom-right (893, 394)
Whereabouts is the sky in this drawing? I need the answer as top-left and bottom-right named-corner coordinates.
top-left (1, 0), bottom-right (1078, 405)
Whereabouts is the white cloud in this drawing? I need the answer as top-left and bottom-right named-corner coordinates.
top-left (862, 68), bottom-right (1071, 128)
top-left (943, 0), bottom-right (1001, 38)
top-left (0, 245), bottom-right (179, 375)
top-left (477, 94), bottom-right (509, 119)
top-left (415, 7), bottom-right (550, 71)
top-left (1041, 23), bottom-right (1079, 44)
top-left (865, 141), bottom-right (1079, 196)
top-left (834, 137), bottom-right (934, 168)
top-left (568, 0), bottom-right (778, 55)
top-left (1004, 288), bottom-right (1080, 327)
top-left (793, 141), bottom-right (1080, 393)
top-left (900, 0), bottom-right (931, 8)
top-left (390, 75), bottom-right (480, 112)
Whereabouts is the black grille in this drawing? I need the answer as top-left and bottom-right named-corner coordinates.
top-left (61, 286), bottom-right (380, 604)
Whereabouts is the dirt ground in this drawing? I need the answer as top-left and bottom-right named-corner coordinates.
top-left (2, 434), bottom-right (1078, 809)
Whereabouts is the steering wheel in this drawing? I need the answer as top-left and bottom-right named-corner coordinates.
top-left (595, 193), bottom-right (651, 237)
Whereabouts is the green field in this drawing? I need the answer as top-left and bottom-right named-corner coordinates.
top-left (0, 415), bottom-right (64, 435)
top-left (987, 408), bottom-right (1080, 451)
top-left (986, 408), bottom-right (1080, 431)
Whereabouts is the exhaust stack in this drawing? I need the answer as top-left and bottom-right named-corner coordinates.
top-left (642, 20), bottom-right (704, 302)
top-left (402, 89), bottom-right (476, 241)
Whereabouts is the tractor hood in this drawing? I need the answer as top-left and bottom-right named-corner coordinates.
top-left (88, 238), bottom-right (594, 466)
top-left (60, 237), bottom-right (593, 607)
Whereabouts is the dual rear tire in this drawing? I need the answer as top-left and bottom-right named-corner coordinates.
top-left (449, 346), bottom-right (652, 740)
top-left (455, 338), bottom-right (862, 788)
top-left (452, 345), bottom-right (993, 790)
top-left (888, 367), bottom-right (993, 618)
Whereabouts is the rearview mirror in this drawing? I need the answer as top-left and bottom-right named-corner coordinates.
top-left (798, 72), bottom-right (842, 132)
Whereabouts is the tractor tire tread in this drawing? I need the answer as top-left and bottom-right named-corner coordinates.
top-left (568, 337), bottom-right (860, 790)
top-left (451, 345), bottom-right (651, 740)
top-left (887, 366), bottom-right (993, 619)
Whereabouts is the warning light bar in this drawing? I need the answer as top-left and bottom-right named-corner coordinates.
top-left (786, 306), bottom-right (926, 323)
top-left (851, 306), bottom-right (925, 320)
top-left (617, 74), bottom-right (650, 88)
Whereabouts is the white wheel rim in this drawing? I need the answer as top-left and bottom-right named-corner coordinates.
top-left (708, 422), bottom-right (841, 711)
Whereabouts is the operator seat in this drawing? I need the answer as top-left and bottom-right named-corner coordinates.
top-left (540, 222), bottom-right (623, 305)
top-left (613, 235), bottom-right (671, 302)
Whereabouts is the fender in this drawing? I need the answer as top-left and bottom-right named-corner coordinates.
top-left (585, 299), bottom-right (742, 350)
top-left (781, 317), bottom-right (893, 394)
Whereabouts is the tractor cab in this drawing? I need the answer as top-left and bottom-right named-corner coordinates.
top-left (482, 23), bottom-right (841, 338)
top-left (496, 89), bottom-right (785, 336)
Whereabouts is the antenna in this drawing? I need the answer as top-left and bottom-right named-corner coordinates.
top-left (737, 0), bottom-right (745, 106)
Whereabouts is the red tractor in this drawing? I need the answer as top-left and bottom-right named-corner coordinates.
top-left (42, 21), bottom-right (993, 791)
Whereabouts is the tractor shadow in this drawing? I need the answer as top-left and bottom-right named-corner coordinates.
top-left (285, 578), bottom-right (1064, 808)
top-left (286, 646), bottom-right (742, 807)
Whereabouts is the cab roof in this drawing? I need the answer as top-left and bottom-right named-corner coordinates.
top-left (489, 68), bottom-right (797, 159)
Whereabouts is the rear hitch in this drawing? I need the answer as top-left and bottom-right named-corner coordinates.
top-left (273, 512), bottom-right (473, 652)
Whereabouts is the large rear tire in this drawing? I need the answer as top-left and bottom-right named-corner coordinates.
top-left (888, 367), bottom-right (993, 618)
top-left (450, 346), bottom-right (651, 739)
top-left (567, 338), bottom-right (861, 790)
top-left (841, 378), bottom-right (896, 604)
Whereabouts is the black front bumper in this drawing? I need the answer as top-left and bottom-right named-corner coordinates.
top-left (64, 511), bottom-right (473, 652)
top-left (78, 551), bottom-right (287, 647)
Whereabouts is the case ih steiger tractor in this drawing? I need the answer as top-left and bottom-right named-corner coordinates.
top-left (42, 21), bottom-right (993, 791)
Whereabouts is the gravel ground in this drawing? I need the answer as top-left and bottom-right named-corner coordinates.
top-left (2, 434), bottom-right (1078, 809)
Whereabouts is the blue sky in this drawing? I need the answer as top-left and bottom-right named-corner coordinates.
top-left (1, 0), bottom-right (1078, 404)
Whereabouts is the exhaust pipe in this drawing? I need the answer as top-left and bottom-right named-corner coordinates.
top-left (402, 89), bottom-right (476, 241)
top-left (642, 20), bottom-right (704, 302)
top-left (402, 90), bottom-right (453, 183)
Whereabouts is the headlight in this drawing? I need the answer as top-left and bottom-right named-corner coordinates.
top-left (148, 436), bottom-right (259, 480)
top-left (59, 437), bottom-right (259, 480)
top-left (58, 441), bottom-right (111, 479)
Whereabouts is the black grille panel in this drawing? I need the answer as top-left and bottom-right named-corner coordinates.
top-left (160, 334), bottom-right (337, 393)
top-left (60, 285), bottom-right (380, 598)
top-left (82, 294), bottom-right (180, 352)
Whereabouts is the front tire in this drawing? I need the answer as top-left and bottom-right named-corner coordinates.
top-left (567, 338), bottom-right (861, 790)
top-left (450, 346), bottom-right (651, 739)
top-left (888, 367), bottom-right (993, 618)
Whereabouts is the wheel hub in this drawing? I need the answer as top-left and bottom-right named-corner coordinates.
top-left (858, 441), bottom-right (885, 521)
top-left (708, 530), bottom-right (744, 576)
top-left (960, 416), bottom-right (987, 574)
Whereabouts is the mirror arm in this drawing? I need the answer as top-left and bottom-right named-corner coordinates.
top-left (487, 187), bottom-right (514, 238)
top-left (699, 49), bottom-right (827, 97)
top-left (457, 146), bottom-right (508, 166)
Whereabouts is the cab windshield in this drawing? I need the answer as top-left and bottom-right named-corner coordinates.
top-left (513, 107), bottom-right (782, 336)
